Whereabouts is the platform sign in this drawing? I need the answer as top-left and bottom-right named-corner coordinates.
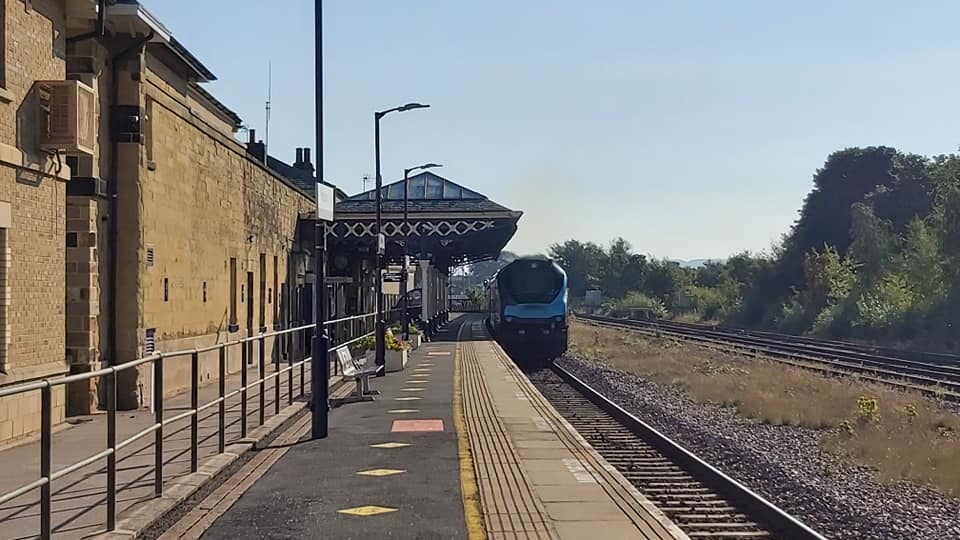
top-left (585, 289), bottom-right (602, 307)
top-left (316, 183), bottom-right (334, 222)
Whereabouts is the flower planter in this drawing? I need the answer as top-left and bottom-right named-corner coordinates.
top-left (385, 349), bottom-right (408, 372)
top-left (409, 334), bottom-right (422, 350)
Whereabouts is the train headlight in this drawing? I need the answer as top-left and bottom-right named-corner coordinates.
top-left (505, 316), bottom-right (514, 323)
top-left (553, 316), bottom-right (564, 323)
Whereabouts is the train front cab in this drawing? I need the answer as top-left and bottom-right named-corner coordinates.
top-left (496, 312), bottom-right (568, 359)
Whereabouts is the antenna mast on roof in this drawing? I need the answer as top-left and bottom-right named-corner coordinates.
top-left (265, 61), bottom-right (272, 157)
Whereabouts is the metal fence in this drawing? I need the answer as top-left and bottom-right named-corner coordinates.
top-left (449, 298), bottom-right (484, 313)
top-left (0, 312), bottom-right (378, 538)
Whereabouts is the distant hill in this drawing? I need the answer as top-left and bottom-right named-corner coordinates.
top-left (673, 258), bottom-right (724, 268)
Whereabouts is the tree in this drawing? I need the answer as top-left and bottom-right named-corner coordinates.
top-left (848, 202), bottom-right (896, 282)
top-left (548, 240), bottom-right (605, 298)
top-left (643, 259), bottom-right (690, 308)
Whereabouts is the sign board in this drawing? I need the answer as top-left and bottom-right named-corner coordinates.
top-left (377, 233), bottom-right (385, 254)
top-left (585, 289), bottom-right (602, 307)
top-left (316, 183), bottom-right (335, 222)
top-left (383, 272), bottom-right (403, 283)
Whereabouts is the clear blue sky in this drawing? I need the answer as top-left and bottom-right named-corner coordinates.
top-left (148, 1), bottom-right (960, 260)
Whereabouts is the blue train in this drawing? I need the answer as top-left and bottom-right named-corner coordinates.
top-left (486, 257), bottom-right (569, 365)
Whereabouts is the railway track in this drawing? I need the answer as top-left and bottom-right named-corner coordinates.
top-left (530, 363), bottom-right (826, 540)
top-left (576, 313), bottom-right (960, 399)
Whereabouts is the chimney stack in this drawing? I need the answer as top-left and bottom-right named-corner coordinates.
top-left (293, 147), bottom-right (315, 174)
top-left (246, 131), bottom-right (266, 163)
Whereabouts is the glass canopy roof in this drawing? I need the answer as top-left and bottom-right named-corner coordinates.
top-left (346, 172), bottom-right (486, 201)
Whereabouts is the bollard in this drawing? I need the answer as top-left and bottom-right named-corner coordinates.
top-left (311, 331), bottom-right (330, 438)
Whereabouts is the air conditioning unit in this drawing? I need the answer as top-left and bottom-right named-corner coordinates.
top-left (35, 80), bottom-right (96, 156)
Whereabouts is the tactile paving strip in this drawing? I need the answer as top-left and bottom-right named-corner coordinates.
top-left (460, 334), bottom-right (558, 540)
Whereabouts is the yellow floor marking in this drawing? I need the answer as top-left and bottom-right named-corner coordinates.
top-left (453, 325), bottom-right (486, 540)
top-left (402, 387), bottom-right (425, 392)
top-left (370, 442), bottom-right (411, 449)
top-left (395, 396), bottom-right (421, 401)
top-left (337, 505), bottom-right (398, 516)
top-left (356, 468), bottom-right (406, 477)
top-left (387, 409), bottom-right (419, 414)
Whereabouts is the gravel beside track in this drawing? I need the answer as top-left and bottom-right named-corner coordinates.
top-left (557, 354), bottom-right (960, 540)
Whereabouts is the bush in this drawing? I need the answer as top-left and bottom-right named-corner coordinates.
top-left (389, 322), bottom-right (420, 335)
top-left (855, 273), bottom-right (914, 334)
top-left (684, 284), bottom-right (740, 320)
top-left (604, 291), bottom-right (668, 319)
top-left (350, 334), bottom-right (375, 354)
top-left (384, 329), bottom-right (410, 351)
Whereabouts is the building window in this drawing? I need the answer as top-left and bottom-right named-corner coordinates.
top-left (0, 228), bottom-right (8, 373)
top-left (163, 278), bottom-right (168, 301)
top-left (229, 257), bottom-right (238, 331)
top-left (202, 281), bottom-right (207, 303)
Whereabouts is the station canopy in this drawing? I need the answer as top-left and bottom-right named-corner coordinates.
top-left (320, 172), bottom-right (521, 268)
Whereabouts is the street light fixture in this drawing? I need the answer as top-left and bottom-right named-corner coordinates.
top-left (373, 103), bottom-right (430, 376)
top-left (401, 163), bottom-right (442, 341)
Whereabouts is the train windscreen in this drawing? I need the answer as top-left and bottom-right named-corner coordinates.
top-left (500, 261), bottom-right (563, 304)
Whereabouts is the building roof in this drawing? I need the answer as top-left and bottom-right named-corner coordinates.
top-left (189, 83), bottom-right (242, 129)
top-left (337, 172), bottom-right (513, 214)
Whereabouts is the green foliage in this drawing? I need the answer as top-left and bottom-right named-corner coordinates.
top-left (604, 291), bottom-right (667, 319)
top-left (548, 240), bottom-right (605, 297)
top-left (552, 146), bottom-right (960, 349)
top-left (684, 282), bottom-right (740, 320)
top-left (643, 259), bottom-right (692, 308)
top-left (854, 274), bottom-right (914, 332)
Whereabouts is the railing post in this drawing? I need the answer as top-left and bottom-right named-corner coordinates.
top-left (287, 330), bottom-right (293, 406)
top-left (40, 385), bottom-right (52, 540)
top-left (106, 370), bottom-right (117, 530)
top-left (190, 350), bottom-right (199, 473)
top-left (153, 355), bottom-right (164, 496)
top-left (218, 346), bottom-right (226, 453)
top-left (274, 336), bottom-right (280, 415)
top-left (299, 329), bottom-right (305, 398)
top-left (241, 341), bottom-right (248, 439)
top-left (259, 335), bottom-right (266, 426)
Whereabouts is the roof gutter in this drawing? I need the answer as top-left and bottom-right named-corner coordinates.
top-left (106, 1), bottom-right (172, 42)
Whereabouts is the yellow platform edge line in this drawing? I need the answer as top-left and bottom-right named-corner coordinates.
top-left (454, 325), bottom-right (487, 540)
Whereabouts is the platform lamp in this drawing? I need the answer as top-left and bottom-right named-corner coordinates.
top-left (374, 103), bottom-right (430, 376)
top-left (401, 163), bottom-right (442, 341)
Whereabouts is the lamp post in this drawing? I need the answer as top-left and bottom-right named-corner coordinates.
top-left (374, 103), bottom-right (429, 376)
top-left (401, 163), bottom-right (442, 341)
top-left (311, 0), bottom-right (330, 439)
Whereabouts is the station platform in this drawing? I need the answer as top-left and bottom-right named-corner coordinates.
top-left (185, 315), bottom-right (682, 540)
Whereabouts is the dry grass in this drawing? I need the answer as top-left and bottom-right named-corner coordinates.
top-left (570, 321), bottom-right (960, 496)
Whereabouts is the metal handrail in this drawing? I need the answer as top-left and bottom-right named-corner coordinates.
top-left (0, 312), bottom-right (378, 538)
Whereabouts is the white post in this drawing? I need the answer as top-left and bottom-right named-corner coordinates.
top-left (420, 259), bottom-right (430, 323)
